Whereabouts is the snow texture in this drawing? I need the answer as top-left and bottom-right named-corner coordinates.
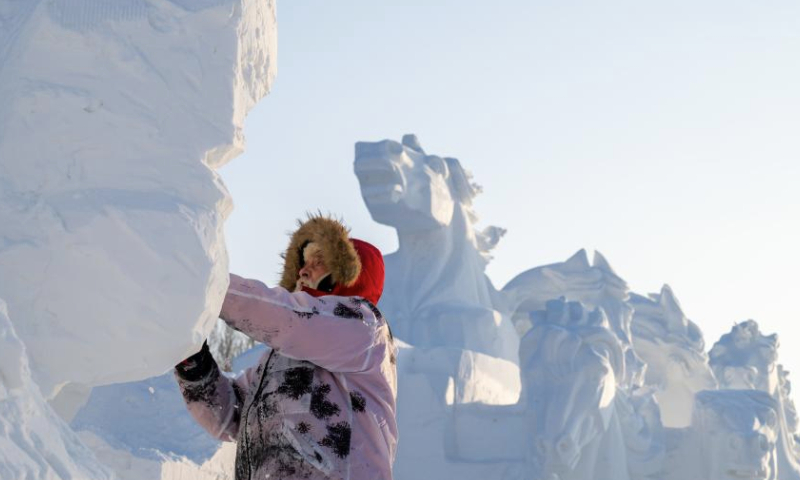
top-left (630, 286), bottom-right (717, 428)
top-left (0, 0), bottom-right (276, 399)
top-left (0, 300), bottom-right (113, 480)
top-left (0, 0), bottom-right (275, 478)
top-left (71, 370), bottom-right (221, 464)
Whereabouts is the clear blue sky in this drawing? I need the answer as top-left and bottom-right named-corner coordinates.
top-left (221, 1), bottom-right (800, 376)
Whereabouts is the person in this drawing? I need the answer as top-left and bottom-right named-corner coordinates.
top-left (174, 216), bottom-right (398, 480)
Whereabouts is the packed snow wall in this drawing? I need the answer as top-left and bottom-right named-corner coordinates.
top-left (0, 0), bottom-right (276, 402)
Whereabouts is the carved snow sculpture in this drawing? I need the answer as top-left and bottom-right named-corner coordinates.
top-left (503, 249), bottom-right (645, 389)
top-left (666, 390), bottom-right (779, 480)
top-left (0, 0), bottom-right (276, 400)
top-left (389, 342), bottom-right (524, 480)
top-left (0, 300), bottom-right (113, 479)
top-left (521, 298), bottom-right (663, 480)
top-left (629, 285), bottom-right (717, 428)
top-left (709, 321), bottom-right (800, 479)
top-left (445, 298), bottom-right (664, 480)
top-left (354, 135), bottom-right (521, 480)
top-left (778, 365), bottom-right (800, 454)
top-left (354, 134), bottom-right (519, 362)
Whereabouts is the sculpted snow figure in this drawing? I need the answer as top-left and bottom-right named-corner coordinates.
top-left (438, 298), bottom-right (664, 480)
top-left (502, 249), bottom-right (646, 389)
top-left (354, 134), bottom-right (518, 362)
top-left (175, 216), bottom-right (398, 480)
top-left (666, 390), bottom-right (779, 480)
top-left (520, 298), bottom-right (664, 480)
top-left (354, 135), bottom-right (522, 480)
top-left (629, 286), bottom-right (717, 428)
top-left (709, 320), bottom-right (800, 479)
top-left (0, 0), bottom-right (276, 405)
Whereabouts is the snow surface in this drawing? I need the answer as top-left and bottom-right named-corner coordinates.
top-left (630, 286), bottom-right (717, 428)
top-left (0, 0), bottom-right (276, 399)
top-left (0, 300), bottom-right (112, 480)
top-left (0, 0), bottom-right (275, 478)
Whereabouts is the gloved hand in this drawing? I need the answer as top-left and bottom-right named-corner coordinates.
top-left (175, 340), bottom-right (214, 381)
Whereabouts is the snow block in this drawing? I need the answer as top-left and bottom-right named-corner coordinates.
top-left (0, 0), bottom-right (277, 395)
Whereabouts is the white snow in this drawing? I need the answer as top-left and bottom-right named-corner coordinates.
top-left (0, 300), bottom-right (113, 480)
top-left (0, 0), bottom-right (276, 398)
top-left (0, 0), bottom-right (275, 478)
top-left (354, 136), bottom-right (800, 480)
top-left (630, 285), bottom-right (717, 428)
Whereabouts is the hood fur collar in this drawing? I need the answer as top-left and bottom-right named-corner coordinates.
top-left (280, 215), bottom-right (362, 291)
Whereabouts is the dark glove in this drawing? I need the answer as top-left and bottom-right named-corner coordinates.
top-left (175, 340), bottom-right (214, 381)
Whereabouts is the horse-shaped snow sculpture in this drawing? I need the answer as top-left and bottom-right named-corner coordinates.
top-left (665, 389), bottom-right (780, 480)
top-left (503, 249), bottom-right (646, 389)
top-left (354, 134), bottom-right (519, 362)
top-left (520, 298), bottom-right (664, 480)
top-left (629, 285), bottom-right (717, 428)
top-left (709, 320), bottom-right (800, 479)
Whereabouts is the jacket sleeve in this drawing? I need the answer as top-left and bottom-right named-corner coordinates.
top-left (220, 274), bottom-right (383, 373)
top-left (174, 351), bottom-right (263, 442)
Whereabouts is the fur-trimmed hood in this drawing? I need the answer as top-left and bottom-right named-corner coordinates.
top-left (280, 216), bottom-right (385, 305)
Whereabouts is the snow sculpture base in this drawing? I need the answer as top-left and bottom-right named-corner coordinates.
top-left (0, 300), bottom-right (112, 479)
top-left (0, 0), bottom-right (276, 396)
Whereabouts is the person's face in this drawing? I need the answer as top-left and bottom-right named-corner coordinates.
top-left (297, 250), bottom-right (328, 289)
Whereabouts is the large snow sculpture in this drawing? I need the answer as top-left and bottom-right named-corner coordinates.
top-left (0, 0), bottom-right (276, 397)
top-left (354, 134), bottom-right (518, 362)
top-left (445, 298), bottom-right (664, 480)
top-left (354, 135), bottom-right (522, 480)
top-left (521, 298), bottom-right (663, 480)
top-left (521, 299), bottom-right (630, 478)
top-left (630, 286), bottom-right (717, 427)
top-left (0, 300), bottom-right (112, 479)
top-left (709, 321), bottom-right (800, 478)
top-left (666, 390), bottom-right (779, 480)
top-left (503, 249), bottom-right (645, 388)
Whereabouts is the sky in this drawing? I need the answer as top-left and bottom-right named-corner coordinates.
top-left (220, 1), bottom-right (800, 377)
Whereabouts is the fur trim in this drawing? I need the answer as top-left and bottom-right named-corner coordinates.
top-left (280, 215), bottom-right (362, 291)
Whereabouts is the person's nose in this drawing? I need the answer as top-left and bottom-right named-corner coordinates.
top-left (298, 265), bottom-right (310, 278)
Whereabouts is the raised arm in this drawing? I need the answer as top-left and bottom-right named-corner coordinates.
top-left (220, 274), bottom-right (384, 373)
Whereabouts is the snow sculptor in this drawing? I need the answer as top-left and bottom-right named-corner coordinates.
top-left (0, 0), bottom-right (276, 402)
top-left (353, 134), bottom-right (518, 362)
top-left (175, 216), bottom-right (398, 480)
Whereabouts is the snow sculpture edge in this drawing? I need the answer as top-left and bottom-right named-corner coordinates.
top-left (0, 0), bottom-right (277, 396)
